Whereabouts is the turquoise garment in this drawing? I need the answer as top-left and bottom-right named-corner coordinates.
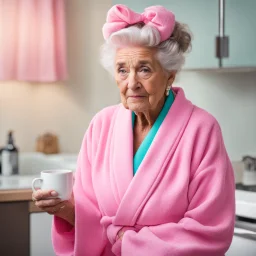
top-left (132, 91), bottom-right (175, 175)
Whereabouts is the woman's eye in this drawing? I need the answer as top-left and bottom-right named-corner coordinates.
top-left (140, 67), bottom-right (150, 73)
top-left (118, 68), bottom-right (127, 74)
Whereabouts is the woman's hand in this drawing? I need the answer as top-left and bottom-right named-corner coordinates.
top-left (116, 227), bottom-right (130, 241)
top-left (112, 227), bottom-right (129, 256)
top-left (117, 229), bottom-right (125, 241)
top-left (32, 190), bottom-right (75, 226)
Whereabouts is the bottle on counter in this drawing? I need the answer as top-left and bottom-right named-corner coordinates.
top-left (1, 131), bottom-right (19, 176)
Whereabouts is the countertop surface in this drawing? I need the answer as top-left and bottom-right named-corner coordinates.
top-left (0, 188), bottom-right (33, 202)
top-left (0, 175), bottom-right (37, 202)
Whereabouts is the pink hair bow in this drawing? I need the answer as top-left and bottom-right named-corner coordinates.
top-left (102, 4), bottom-right (175, 42)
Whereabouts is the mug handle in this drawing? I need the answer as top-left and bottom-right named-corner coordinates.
top-left (32, 178), bottom-right (43, 192)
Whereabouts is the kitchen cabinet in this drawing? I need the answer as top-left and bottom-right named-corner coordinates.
top-left (0, 201), bottom-right (29, 256)
top-left (30, 212), bottom-right (55, 256)
top-left (112, 0), bottom-right (256, 70)
top-left (0, 189), bottom-right (55, 256)
top-left (223, 0), bottom-right (256, 68)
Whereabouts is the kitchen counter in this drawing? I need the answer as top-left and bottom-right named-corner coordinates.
top-left (0, 188), bottom-right (33, 202)
top-left (0, 152), bottom-right (77, 202)
top-left (0, 175), bottom-right (38, 202)
top-left (0, 153), bottom-right (75, 255)
top-left (0, 175), bottom-right (37, 202)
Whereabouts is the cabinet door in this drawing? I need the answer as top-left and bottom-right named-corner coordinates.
top-left (0, 202), bottom-right (29, 256)
top-left (112, 0), bottom-right (219, 69)
top-left (223, 0), bottom-right (256, 67)
top-left (30, 212), bottom-right (55, 256)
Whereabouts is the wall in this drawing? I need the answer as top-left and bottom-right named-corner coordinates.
top-left (0, 0), bottom-right (256, 161)
top-left (176, 71), bottom-right (256, 161)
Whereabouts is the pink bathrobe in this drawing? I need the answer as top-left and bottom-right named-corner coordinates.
top-left (52, 87), bottom-right (235, 256)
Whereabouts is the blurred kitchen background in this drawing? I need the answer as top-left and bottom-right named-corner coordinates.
top-left (0, 0), bottom-right (256, 256)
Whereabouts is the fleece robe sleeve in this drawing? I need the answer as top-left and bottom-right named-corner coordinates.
top-left (120, 123), bottom-right (235, 256)
top-left (52, 121), bottom-right (107, 256)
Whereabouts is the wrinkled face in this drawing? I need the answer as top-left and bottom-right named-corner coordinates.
top-left (114, 46), bottom-right (173, 113)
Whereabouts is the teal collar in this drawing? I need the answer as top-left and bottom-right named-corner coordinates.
top-left (132, 91), bottom-right (175, 175)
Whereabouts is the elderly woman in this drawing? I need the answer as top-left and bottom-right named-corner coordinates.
top-left (32, 4), bottom-right (235, 256)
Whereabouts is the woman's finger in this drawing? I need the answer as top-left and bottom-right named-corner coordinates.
top-left (35, 198), bottom-right (62, 208)
top-left (42, 202), bottom-right (67, 215)
top-left (32, 189), bottom-right (58, 201)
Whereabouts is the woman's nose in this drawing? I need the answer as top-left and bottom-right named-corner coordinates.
top-left (127, 72), bottom-right (140, 90)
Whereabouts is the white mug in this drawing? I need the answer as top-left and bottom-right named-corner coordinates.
top-left (32, 169), bottom-right (73, 200)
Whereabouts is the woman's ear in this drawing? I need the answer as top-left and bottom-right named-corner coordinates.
top-left (167, 71), bottom-right (177, 85)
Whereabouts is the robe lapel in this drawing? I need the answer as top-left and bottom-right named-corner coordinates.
top-left (112, 87), bottom-right (195, 226)
top-left (110, 106), bottom-right (134, 204)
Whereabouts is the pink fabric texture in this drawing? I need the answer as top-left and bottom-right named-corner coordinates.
top-left (52, 87), bottom-right (235, 256)
top-left (102, 4), bottom-right (175, 42)
top-left (0, 0), bottom-right (67, 82)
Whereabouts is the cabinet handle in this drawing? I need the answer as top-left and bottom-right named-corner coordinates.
top-left (234, 227), bottom-right (256, 240)
top-left (216, 0), bottom-right (229, 66)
